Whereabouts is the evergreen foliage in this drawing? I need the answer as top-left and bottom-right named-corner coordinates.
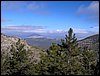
top-left (1, 39), bottom-right (30, 75)
top-left (35, 28), bottom-right (98, 75)
top-left (1, 28), bottom-right (99, 75)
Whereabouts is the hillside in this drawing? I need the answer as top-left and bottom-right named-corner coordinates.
top-left (1, 32), bottom-right (99, 75)
top-left (1, 33), bottom-right (41, 63)
top-left (78, 34), bottom-right (99, 52)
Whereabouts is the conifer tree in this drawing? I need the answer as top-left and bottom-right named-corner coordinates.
top-left (59, 28), bottom-right (80, 56)
top-left (1, 39), bottom-right (30, 75)
top-left (36, 28), bottom-right (98, 75)
top-left (36, 28), bottom-right (81, 75)
top-left (81, 47), bottom-right (97, 75)
top-left (1, 28), bottom-right (98, 75)
top-left (1, 52), bottom-right (11, 75)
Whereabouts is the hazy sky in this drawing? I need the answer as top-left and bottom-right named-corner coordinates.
top-left (1, 1), bottom-right (99, 34)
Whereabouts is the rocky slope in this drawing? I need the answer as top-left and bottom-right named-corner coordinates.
top-left (78, 34), bottom-right (99, 52)
top-left (1, 33), bottom-right (41, 63)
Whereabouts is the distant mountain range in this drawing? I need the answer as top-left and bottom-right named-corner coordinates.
top-left (2, 31), bottom-right (96, 40)
top-left (25, 34), bottom-right (99, 50)
top-left (1, 33), bottom-right (99, 60)
top-left (25, 38), bottom-right (61, 49)
top-left (26, 33), bottom-right (45, 38)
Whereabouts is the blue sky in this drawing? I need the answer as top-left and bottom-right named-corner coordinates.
top-left (1, 1), bottom-right (99, 36)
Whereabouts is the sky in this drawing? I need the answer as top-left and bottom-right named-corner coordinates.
top-left (1, 1), bottom-right (99, 38)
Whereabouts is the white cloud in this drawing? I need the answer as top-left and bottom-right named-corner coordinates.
top-left (88, 26), bottom-right (99, 33)
top-left (1, 1), bottom-right (26, 11)
top-left (27, 2), bottom-right (44, 11)
top-left (87, 1), bottom-right (99, 13)
top-left (78, 1), bottom-right (99, 14)
top-left (23, 29), bottom-right (46, 33)
top-left (42, 28), bottom-right (90, 34)
top-left (1, 25), bottom-right (99, 35)
top-left (1, 25), bottom-right (45, 33)
top-left (77, 1), bottom-right (99, 22)
top-left (73, 28), bottom-right (88, 34)
top-left (72, 26), bottom-right (99, 34)
top-left (45, 29), bottom-right (66, 34)
top-left (1, 25), bottom-right (66, 34)
top-left (1, 1), bottom-right (47, 15)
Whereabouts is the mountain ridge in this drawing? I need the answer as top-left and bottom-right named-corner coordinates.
top-left (78, 34), bottom-right (99, 52)
top-left (25, 34), bottom-right (99, 50)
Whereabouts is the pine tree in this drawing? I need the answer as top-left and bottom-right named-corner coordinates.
top-left (36, 28), bottom-right (98, 75)
top-left (59, 28), bottom-right (80, 56)
top-left (2, 28), bottom-right (98, 75)
top-left (35, 28), bottom-right (82, 75)
top-left (81, 47), bottom-right (97, 75)
top-left (1, 52), bottom-right (11, 75)
top-left (94, 60), bottom-right (99, 75)
top-left (1, 39), bottom-right (30, 75)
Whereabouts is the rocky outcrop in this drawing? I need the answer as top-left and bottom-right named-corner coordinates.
top-left (78, 34), bottom-right (99, 52)
top-left (1, 33), bottom-right (41, 63)
top-left (77, 34), bottom-right (99, 61)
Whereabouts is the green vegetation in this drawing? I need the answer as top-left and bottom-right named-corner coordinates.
top-left (1, 39), bottom-right (30, 75)
top-left (1, 28), bottom-right (99, 75)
